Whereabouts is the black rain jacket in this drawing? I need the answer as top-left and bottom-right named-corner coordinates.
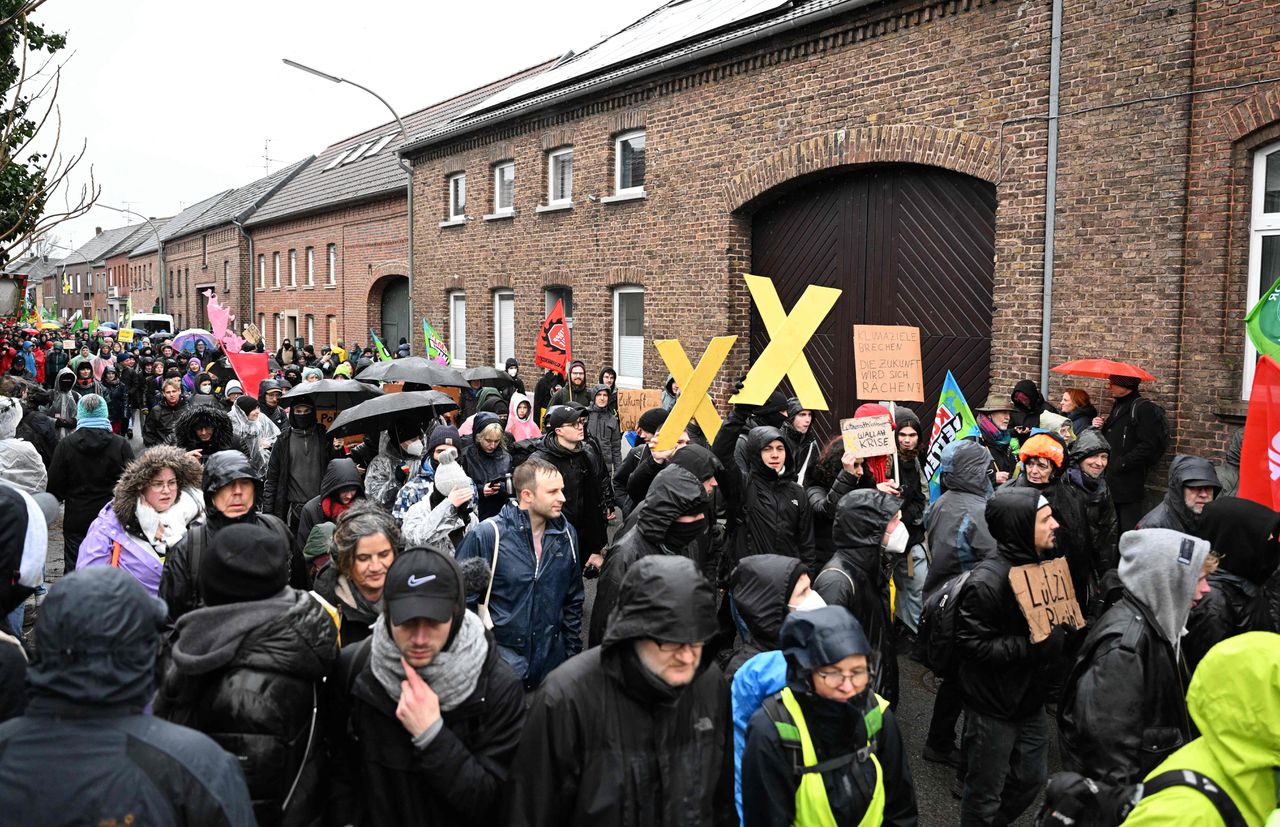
top-left (294, 458), bottom-right (364, 551)
top-left (720, 554), bottom-right (804, 680)
top-left (530, 431), bottom-right (614, 554)
top-left (1100, 392), bottom-right (1167, 504)
top-left (1138, 454), bottom-right (1220, 534)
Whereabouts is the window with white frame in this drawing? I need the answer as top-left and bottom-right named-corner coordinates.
top-left (327, 315), bottom-right (337, 346)
top-left (615, 130), bottom-right (646, 195)
top-left (449, 291), bottom-right (468, 367)
top-left (258, 254), bottom-right (266, 289)
top-left (274, 314), bottom-right (282, 349)
top-left (493, 289), bottom-right (515, 366)
top-left (448, 173), bottom-right (466, 220)
top-left (306, 247), bottom-right (314, 286)
top-left (327, 244), bottom-right (337, 285)
top-left (223, 260), bottom-right (229, 291)
top-left (1244, 140), bottom-right (1280, 398)
top-left (494, 162), bottom-right (515, 214)
top-left (306, 314), bottom-right (315, 345)
top-left (613, 286), bottom-right (644, 387)
top-left (289, 249), bottom-right (297, 288)
top-left (259, 313), bottom-right (267, 348)
top-left (544, 286), bottom-right (573, 329)
top-left (273, 252), bottom-right (280, 288)
top-left (547, 148), bottom-right (572, 205)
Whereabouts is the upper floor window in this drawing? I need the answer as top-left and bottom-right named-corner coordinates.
top-left (548, 148), bottom-right (572, 205)
top-left (258, 254), bottom-right (266, 289)
top-left (289, 249), bottom-right (297, 288)
top-left (327, 244), bottom-right (337, 285)
top-left (493, 162), bottom-right (515, 214)
top-left (615, 130), bottom-right (646, 195)
top-left (273, 252), bottom-right (281, 288)
top-left (306, 247), bottom-right (315, 286)
top-left (1244, 141), bottom-right (1280, 398)
top-left (223, 260), bottom-right (229, 291)
top-left (448, 172), bottom-right (466, 220)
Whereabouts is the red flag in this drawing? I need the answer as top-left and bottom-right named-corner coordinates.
top-left (1239, 354), bottom-right (1280, 509)
top-left (535, 298), bottom-right (570, 376)
top-left (226, 350), bottom-right (270, 400)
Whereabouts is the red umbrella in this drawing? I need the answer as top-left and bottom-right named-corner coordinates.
top-left (1051, 359), bottom-right (1156, 382)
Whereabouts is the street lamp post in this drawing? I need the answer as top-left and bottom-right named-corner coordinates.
top-left (99, 204), bottom-right (166, 317)
top-left (283, 58), bottom-right (414, 352)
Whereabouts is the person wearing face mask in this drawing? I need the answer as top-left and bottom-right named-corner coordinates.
top-left (588, 446), bottom-right (721, 648)
top-left (365, 418), bottom-right (432, 510)
top-left (1058, 528), bottom-right (1215, 786)
top-left (263, 400), bottom-right (332, 533)
top-left (503, 357), bottom-right (526, 400)
top-left (258, 378), bottom-right (289, 429)
top-left (813, 488), bottom-right (905, 707)
top-left (1138, 454), bottom-right (1221, 535)
top-left (741, 606), bottom-right (918, 827)
top-left (713, 395), bottom-right (817, 576)
top-left (185, 371), bottom-right (219, 408)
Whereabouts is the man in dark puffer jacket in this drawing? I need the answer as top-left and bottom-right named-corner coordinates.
top-left (156, 524), bottom-right (339, 827)
top-left (1138, 454), bottom-right (1221, 535)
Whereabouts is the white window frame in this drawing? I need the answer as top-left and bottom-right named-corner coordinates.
top-left (493, 162), bottom-right (515, 214)
top-left (448, 172), bottom-right (466, 220)
top-left (449, 291), bottom-right (468, 368)
top-left (305, 247), bottom-right (314, 286)
top-left (493, 289), bottom-right (515, 367)
top-left (547, 147), bottom-right (572, 205)
top-left (274, 314), bottom-right (282, 349)
top-left (258, 254), bottom-right (266, 289)
top-left (288, 249), bottom-right (297, 288)
top-left (306, 314), bottom-right (315, 345)
top-left (272, 252), bottom-right (280, 288)
top-left (1243, 140), bottom-right (1280, 399)
top-left (614, 130), bottom-right (646, 196)
top-left (258, 313), bottom-right (267, 348)
top-left (612, 285), bottom-right (645, 388)
top-left (327, 244), bottom-right (337, 286)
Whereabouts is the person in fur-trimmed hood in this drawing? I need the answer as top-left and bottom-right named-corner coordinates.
top-left (76, 446), bottom-right (205, 595)
top-left (170, 402), bottom-right (247, 465)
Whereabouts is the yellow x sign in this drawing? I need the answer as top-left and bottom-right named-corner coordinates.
top-left (730, 274), bottom-right (841, 411)
top-left (652, 336), bottom-right (737, 451)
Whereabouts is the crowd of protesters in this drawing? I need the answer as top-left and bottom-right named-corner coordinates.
top-left (0, 314), bottom-right (1277, 827)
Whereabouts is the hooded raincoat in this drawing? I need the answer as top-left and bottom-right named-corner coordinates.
top-left (721, 554), bottom-right (805, 680)
top-left (0, 396), bottom-right (45, 493)
top-left (507, 555), bottom-right (732, 827)
top-left (923, 439), bottom-right (996, 594)
top-left (0, 568), bottom-right (254, 825)
top-left (1138, 454), bottom-right (1221, 535)
top-left (506, 391), bottom-right (540, 442)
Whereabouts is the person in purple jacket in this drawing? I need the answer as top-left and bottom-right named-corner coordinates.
top-left (76, 445), bottom-right (205, 594)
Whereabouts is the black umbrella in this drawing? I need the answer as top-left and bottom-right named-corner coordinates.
top-left (148, 331), bottom-right (173, 341)
top-left (463, 365), bottom-right (515, 388)
top-left (368, 357), bottom-right (469, 388)
top-left (326, 390), bottom-right (459, 437)
top-left (354, 360), bottom-right (395, 384)
top-left (280, 378), bottom-right (383, 409)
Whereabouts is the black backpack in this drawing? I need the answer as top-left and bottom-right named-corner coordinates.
top-left (916, 568), bottom-right (974, 676)
top-left (1037, 769), bottom-right (1248, 827)
top-left (1125, 397), bottom-right (1170, 458)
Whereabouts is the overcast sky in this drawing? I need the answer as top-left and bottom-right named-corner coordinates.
top-left (30, 0), bottom-right (654, 253)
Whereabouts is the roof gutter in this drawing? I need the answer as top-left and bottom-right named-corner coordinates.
top-left (400, 0), bottom-right (879, 156)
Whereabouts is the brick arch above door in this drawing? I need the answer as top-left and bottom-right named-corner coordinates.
top-left (724, 125), bottom-right (1001, 214)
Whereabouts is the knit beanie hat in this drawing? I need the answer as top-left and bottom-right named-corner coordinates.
top-left (433, 447), bottom-right (473, 497)
top-left (333, 362), bottom-right (352, 378)
top-left (428, 425), bottom-right (461, 456)
top-left (637, 407), bottom-right (669, 435)
top-left (76, 393), bottom-right (106, 421)
top-left (234, 395), bottom-right (259, 414)
top-left (301, 366), bottom-right (323, 381)
top-left (200, 523), bottom-right (290, 606)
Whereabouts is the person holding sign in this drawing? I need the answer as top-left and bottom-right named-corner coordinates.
top-left (1057, 528), bottom-right (1214, 787)
top-left (954, 487), bottom-right (1068, 826)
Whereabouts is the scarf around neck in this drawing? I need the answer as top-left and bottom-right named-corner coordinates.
top-left (134, 488), bottom-right (204, 558)
top-left (370, 609), bottom-right (487, 711)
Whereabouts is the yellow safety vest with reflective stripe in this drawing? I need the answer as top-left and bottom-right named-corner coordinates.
top-left (776, 687), bottom-right (889, 827)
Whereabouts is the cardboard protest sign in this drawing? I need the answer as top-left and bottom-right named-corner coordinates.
top-left (241, 323), bottom-right (263, 347)
top-left (616, 388), bottom-right (664, 433)
top-left (729, 274), bottom-right (840, 411)
top-left (1008, 557), bottom-right (1085, 643)
top-left (62, 340), bottom-right (75, 350)
top-left (840, 415), bottom-right (895, 458)
top-left (117, 329), bottom-right (134, 343)
top-left (853, 325), bottom-right (924, 402)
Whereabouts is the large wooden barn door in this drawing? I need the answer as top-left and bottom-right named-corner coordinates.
top-left (750, 164), bottom-right (996, 441)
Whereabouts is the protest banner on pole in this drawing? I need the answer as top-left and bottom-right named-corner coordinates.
top-left (853, 325), bottom-right (924, 402)
top-left (1008, 557), bottom-right (1085, 643)
top-left (840, 414), bottom-right (895, 457)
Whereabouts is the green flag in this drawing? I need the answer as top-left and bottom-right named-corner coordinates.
top-left (69, 311), bottom-right (83, 333)
top-left (422, 318), bottom-right (450, 364)
top-left (370, 327), bottom-right (391, 361)
top-left (1246, 273), bottom-right (1280, 361)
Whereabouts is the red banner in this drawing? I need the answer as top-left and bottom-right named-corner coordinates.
top-left (1239, 354), bottom-right (1280, 509)
top-left (535, 298), bottom-right (570, 376)
top-left (226, 350), bottom-right (270, 400)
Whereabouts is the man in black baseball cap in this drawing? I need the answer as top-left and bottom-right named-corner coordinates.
top-left (532, 403), bottom-right (614, 571)
top-left (542, 402), bottom-right (587, 431)
top-left (325, 547), bottom-right (525, 825)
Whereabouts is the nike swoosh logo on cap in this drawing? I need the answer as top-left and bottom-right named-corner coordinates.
top-left (407, 574), bottom-right (436, 587)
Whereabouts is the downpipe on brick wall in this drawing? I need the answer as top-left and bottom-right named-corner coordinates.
top-left (234, 216), bottom-right (253, 328)
top-left (1040, 0), bottom-right (1063, 390)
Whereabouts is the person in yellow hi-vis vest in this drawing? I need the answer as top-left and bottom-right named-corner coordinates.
top-left (741, 605), bottom-right (918, 826)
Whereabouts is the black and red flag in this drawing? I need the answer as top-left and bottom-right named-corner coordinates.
top-left (535, 298), bottom-right (570, 376)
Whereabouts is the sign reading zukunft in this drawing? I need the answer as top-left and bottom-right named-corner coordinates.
top-left (840, 414), bottom-right (895, 458)
top-left (1008, 557), bottom-right (1085, 643)
top-left (853, 325), bottom-right (924, 402)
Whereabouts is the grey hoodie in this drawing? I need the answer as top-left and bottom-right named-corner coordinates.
top-left (1118, 528), bottom-right (1211, 648)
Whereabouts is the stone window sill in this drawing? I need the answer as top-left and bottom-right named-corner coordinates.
top-left (439, 218), bottom-right (467, 228)
top-left (601, 190), bottom-right (647, 205)
top-left (483, 211), bottom-right (515, 222)
top-left (535, 202), bottom-right (573, 214)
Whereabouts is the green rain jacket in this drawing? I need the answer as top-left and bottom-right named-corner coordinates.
top-left (1123, 631), bottom-right (1280, 826)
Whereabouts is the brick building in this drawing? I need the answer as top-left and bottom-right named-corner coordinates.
top-left (243, 59), bottom-right (554, 355)
top-left (398, 0), bottom-right (1280, 463)
top-left (127, 192), bottom-right (228, 323)
top-left (60, 223), bottom-right (151, 323)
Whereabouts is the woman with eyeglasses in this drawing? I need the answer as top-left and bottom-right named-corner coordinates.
top-left (76, 446), bottom-right (205, 594)
top-left (741, 606), bottom-right (918, 826)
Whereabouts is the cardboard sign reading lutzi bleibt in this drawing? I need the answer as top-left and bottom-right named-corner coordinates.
top-left (839, 414), bottom-right (895, 458)
top-left (1008, 556), bottom-right (1085, 643)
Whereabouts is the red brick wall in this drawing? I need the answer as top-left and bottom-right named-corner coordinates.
top-left (248, 196), bottom-right (407, 353)
top-left (127, 251), bottom-right (160, 318)
top-left (163, 226), bottom-right (245, 332)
